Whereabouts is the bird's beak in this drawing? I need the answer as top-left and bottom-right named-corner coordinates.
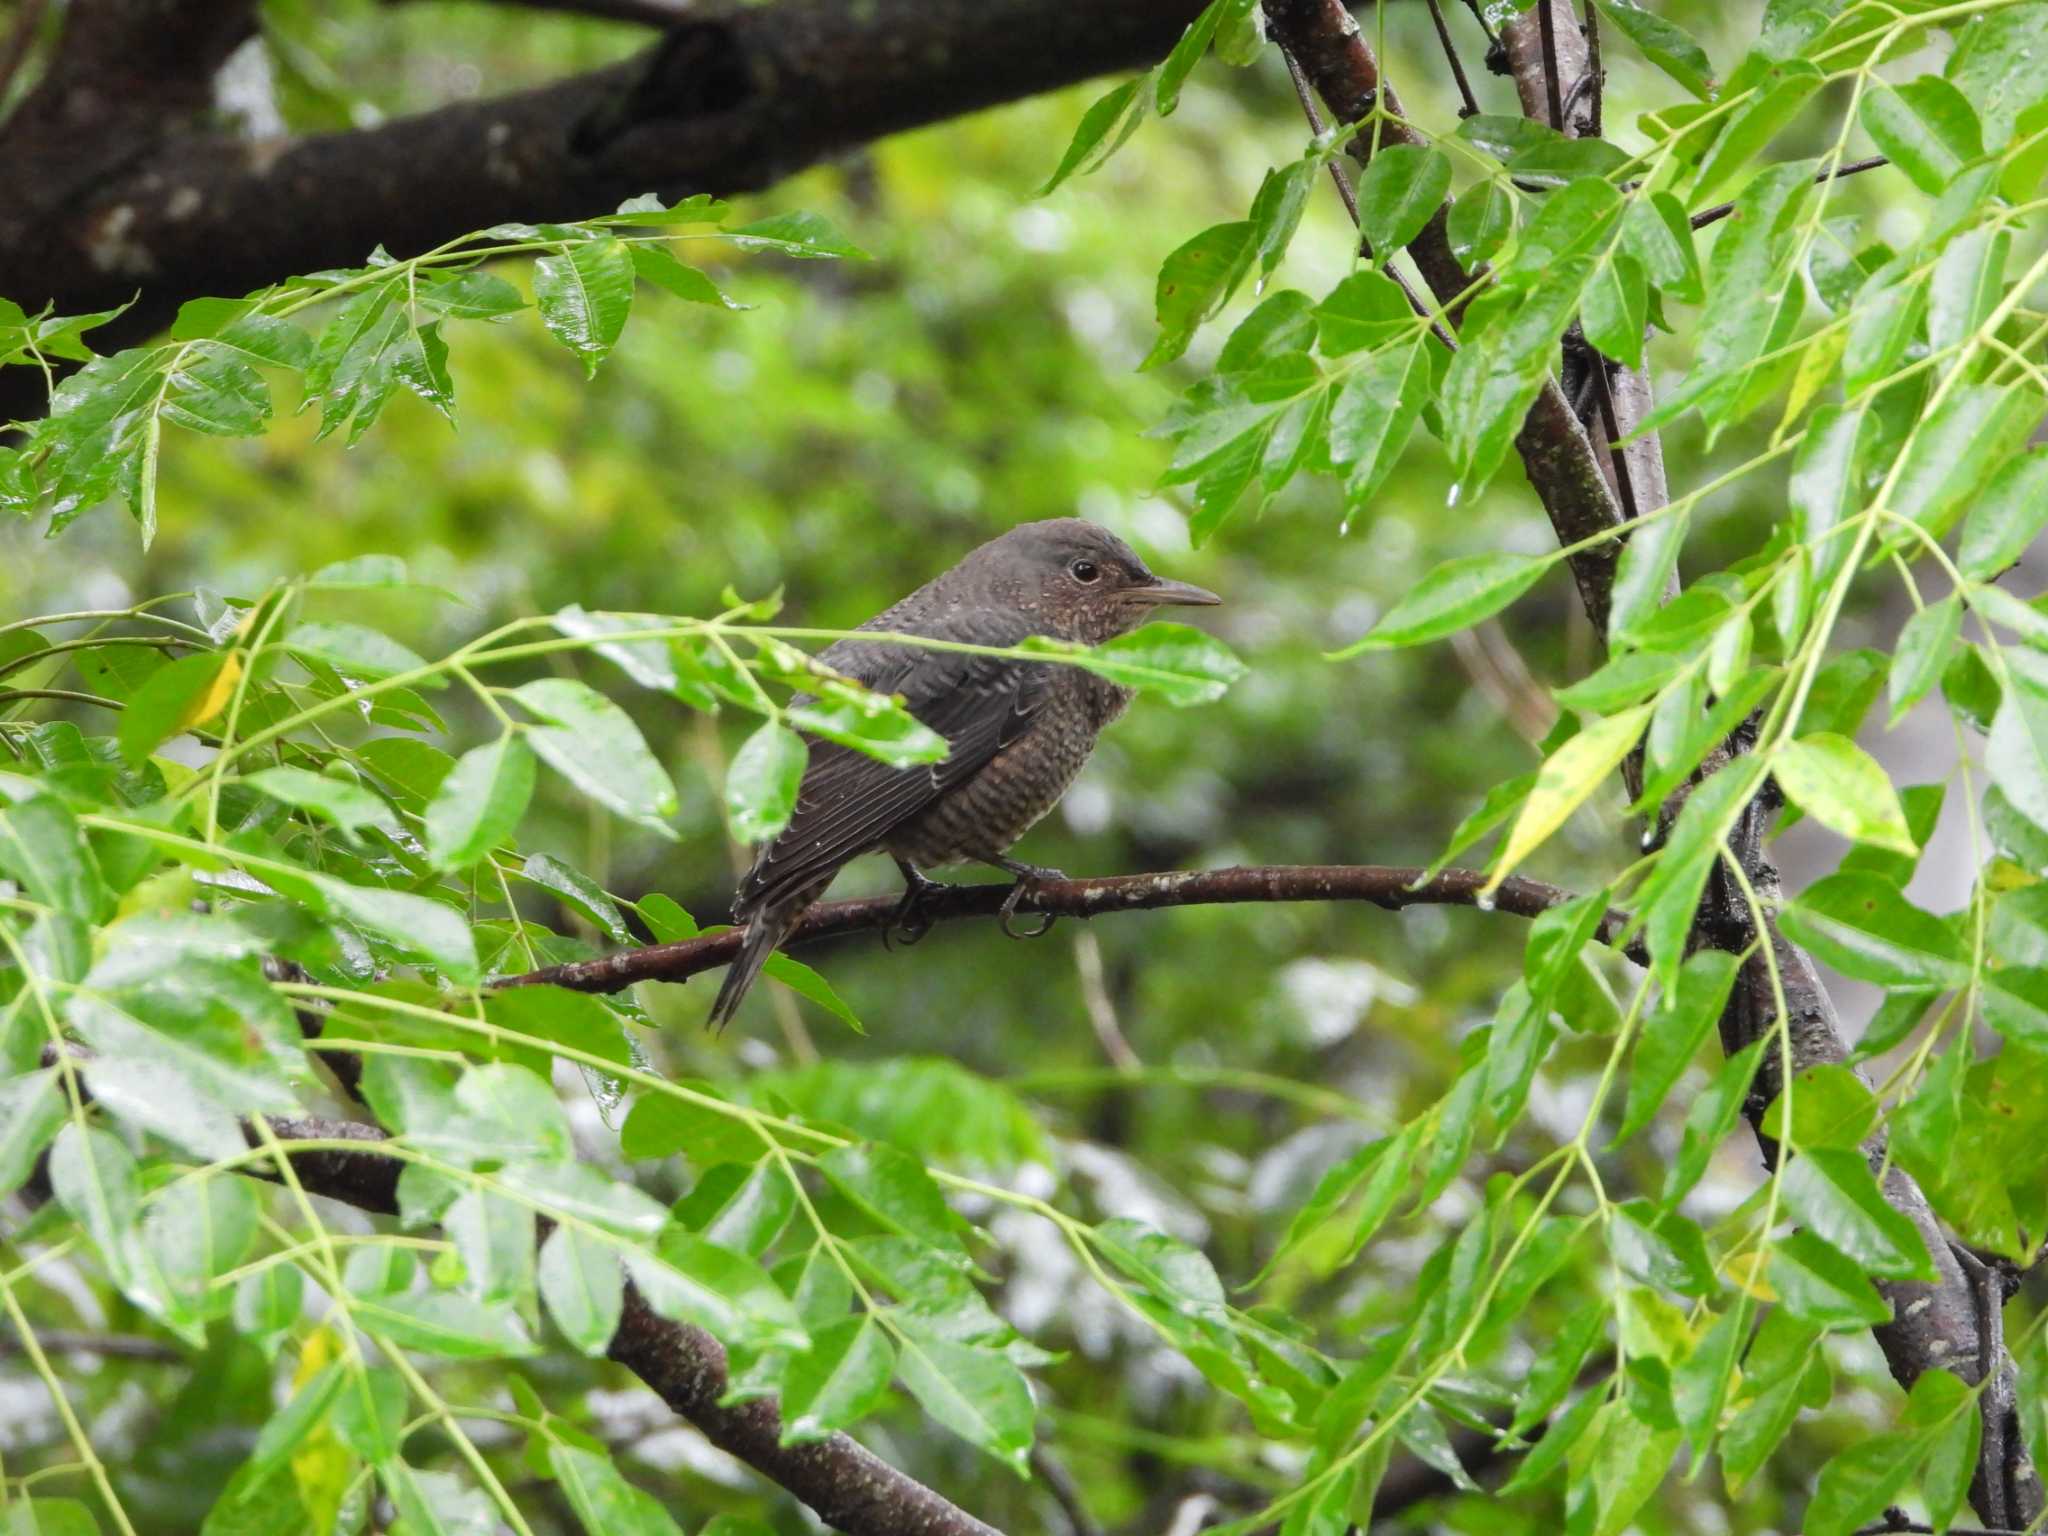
top-left (1130, 576), bottom-right (1222, 607)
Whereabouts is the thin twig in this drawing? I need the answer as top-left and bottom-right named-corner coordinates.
top-left (0, 0), bottom-right (48, 108)
top-left (500, 865), bottom-right (1645, 995)
top-left (1031, 1444), bottom-right (1105, 1536)
top-left (1422, 0), bottom-right (1482, 118)
top-left (1279, 42), bottom-right (1459, 353)
top-left (1589, 356), bottom-right (1640, 524)
top-left (0, 1330), bottom-right (182, 1362)
top-left (1692, 155), bottom-right (1889, 228)
top-left (1535, 0), bottom-right (1567, 130)
top-left (1581, 0), bottom-right (1603, 137)
top-left (1072, 929), bottom-right (1141, 1073)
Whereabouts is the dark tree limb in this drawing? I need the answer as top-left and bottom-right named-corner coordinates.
top-left (386, 0), bottom-right (701, 26)
top-left (1260, 0), bottom-right (1630, 635)
top-left (1704, 794), bottom-right (2044, 1527)
top-left (17, 1109), bottom-right (1003, 1536)
top-left (0, 0), bottom-right (1208, 423)
top-left (498, 865), bottom-right (1639, 996)
top-left (1690, 154), bottom-right (1890, 229)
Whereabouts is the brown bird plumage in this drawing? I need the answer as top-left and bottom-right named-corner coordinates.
top-left (707, 518), bottom-right (1220, 1029)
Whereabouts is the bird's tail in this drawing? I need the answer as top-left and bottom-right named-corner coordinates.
top-left (707, 906), bottom-right (787, 1032)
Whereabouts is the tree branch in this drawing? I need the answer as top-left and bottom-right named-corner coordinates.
top-left (19, 1108), bottom-right (1003, 1536)
top-left (497, 865), bottom-right (1639, 995)
top-left (1259, 0), bottom-right (1630, 634)
top-left (0, 0), bottom-right (1207, 422)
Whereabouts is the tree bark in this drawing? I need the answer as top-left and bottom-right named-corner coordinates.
top-left (0, 0), bottom-right (1206, 423)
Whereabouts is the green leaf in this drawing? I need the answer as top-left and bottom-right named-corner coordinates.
top-left (1612, 1200), bottom-right (1717, 1296)
top-left (1889, 385), bottom-right (2043, 540)
top-left (1158, 4), bottom-right (1224, 112)
top-left (787, 690), bottom-right (947, 767)
top-left (0, 1070), bottom-right (66, 1199)
top-left (71, 982), bottom-right (300, 1161)
top-left (284, 621), bottom-right (431, 683)
top-left (1861, 77), bottom-right (1985, 196)
top-left (1250, 158), bottom-right (1318, 277)
top-left (1663, 1042), bottom-right (1765, 1209)
top-left (724, 720), bottom-right (806, 843)
top-left (1582, 254), bottom-right (1648, 369)
top-left (349, 1287), bottom-right (538, 1359)
top-left (1313, 269), bottom-right (1415, 357)
top-left (1042, 75), bottom-right (1150, 192)
top-left (1803, 1432), bottom-right (1922, 1536)
top-left (1958, 447), bottom-right (2048, 579)
top-left (1928, 225), bottom-right (2008, 355)
top-left (1447, 181), bottom-right (1513, 267)
top-left (1328, 340), bottom-right (1430, 513)
top-left (549, 1443), bottom-right (687, 1536)
top-left (1912, 1369), bottom-right (1982, 1534)
top-left (1777, 873), bottom-right (1969, 989)
top-left (1598, 0), bottom-right (1715, 97)
top-left (1780, 1148), bottom-right (1936, 1279)
top-left (423, 734), bottom-right (535, 869)
top-left (415, 268), bottom-right (527, 320)
top-left (1989, 663), bottom-right (2048, 830)
top-left (243, 766), bottom-right (399, 837)
top-left (1769, 1236), bottom-right (1892, 1327)
top-left (538, 1225), bottom-right (623, 1357)
top-left (1623, 192), bottom-right (1703, 303)
top-left (1333, 552), bottom-right (1548, 656)
top-left (1030, 623), bottom-right (1245, 706)
top-left (676, 1161), bottom-right (794, 1255)
top-left (780, 1314), bottom-right (895, 1443)
top-left (1488, 706), bottom-right (1650, 887)
top-left (819, 1142), bottom-right (964, 1258)
top-left (532, 237), bottom-right (636, 376)
top-left (761, 951), bottom-right (863, 1033)
top-left (726, 210), bottom-right (866, 260)
top-left (1772, 733), bottom-right (1916, 852)
top-left (312, 876), bottom-right (480, 984)
top-left (0, 796), bottom-right (109, 922)
top-left (1761, 1064), bottom-right (1879, 1149)
top-left (1608, 509), bottom-right (1689, 645)
top-left (117, 649), bottom-right (237, 764)
top-left (512, 677), bottom-right (678, 835)
top-left (1692, 59), bottom-right (1824, 200)
top-left (1672, 1303), bottom-right (1746, 1467)
top-left (1143, 221), bottom-right (1256, 369)
top-left (624, 1229), bottom-right (806, 1352)
top-left (520, 852), bottom-right (633, 942)
top-left (1357, 146), bottom-right (1451, 260)
top-left (629, 246), bottom-right (744, 310)
top-left (1616, 950), bottom-right (1740, 1145)
top-left (1890, 596), bottom-right (1962, 725)
top-left (895, 1324), bottom-right (1035, 1475)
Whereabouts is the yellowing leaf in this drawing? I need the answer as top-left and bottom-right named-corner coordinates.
top-left (1773, 733), bottom-right (1916, 853)
top-left (1486, 705), bottom-right (1651, 893)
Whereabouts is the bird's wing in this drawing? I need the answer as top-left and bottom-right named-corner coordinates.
top-left (734, 617), bottom-right (1053, 918)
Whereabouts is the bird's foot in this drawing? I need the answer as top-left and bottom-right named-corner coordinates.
top-left (883, 862), bottom-right (943, 951)
top-left (993, 860), bottom-right (1065, 940)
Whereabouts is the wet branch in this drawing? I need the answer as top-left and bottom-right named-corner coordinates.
top-left (498, 865), bottom-right (1639, 995)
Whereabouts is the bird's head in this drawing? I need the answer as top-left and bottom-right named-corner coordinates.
top-left (981, 519), bottom-right (1221, 644)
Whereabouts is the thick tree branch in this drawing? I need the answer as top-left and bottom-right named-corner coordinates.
top-left (0, 0), bottom-right (1207, 422)
top-left (1702, 793), bottom-right (2044, 1527)
top-left (1499, 0), bottom-right (1669, 528)
top-left (1259, 0), bottom-right (1629, 634)
top-left (17, 1109), bottom-right (1003, 1536)
top-left (498, 865), bottom-right (1638, 995)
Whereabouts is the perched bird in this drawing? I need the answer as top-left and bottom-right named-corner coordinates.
top-left (708, 518), bottom-right (1220, 1029)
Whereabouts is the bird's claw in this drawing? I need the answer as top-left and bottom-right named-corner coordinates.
top-left (883, 864), bottom-right (941, 951)
top-left (998, 866), bottom-right (1064, 940)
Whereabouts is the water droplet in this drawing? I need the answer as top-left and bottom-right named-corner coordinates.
top-left (1641, 827), bottom-right (1658, 850)
top-left (1474, 888), bottom-right (1497, 913)
top-left (1446, 482), bottom-right (1463, 507)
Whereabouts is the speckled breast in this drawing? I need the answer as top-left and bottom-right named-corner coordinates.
top-left (885, 674), bottom-right (1132, 868)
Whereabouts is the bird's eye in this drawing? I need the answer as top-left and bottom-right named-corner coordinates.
top-left (1070, 558), bottom-right (1100, 583)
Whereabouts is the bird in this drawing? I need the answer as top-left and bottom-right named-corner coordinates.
top-left (707, 518), bottom-right (1221, 1029)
